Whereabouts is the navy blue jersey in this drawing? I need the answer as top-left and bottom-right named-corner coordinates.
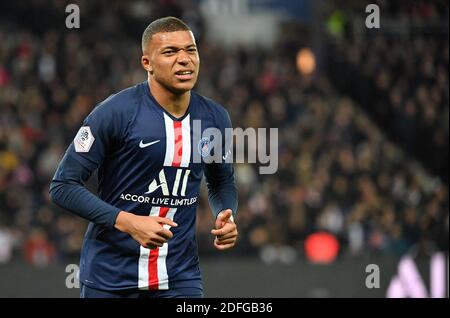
top-left (54, 81), bottom-right (237, 291)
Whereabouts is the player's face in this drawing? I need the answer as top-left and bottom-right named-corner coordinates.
top-left (143, 31), bottom-right (200, 94)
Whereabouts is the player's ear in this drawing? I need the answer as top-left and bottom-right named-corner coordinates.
top-left (141, 55), bottom-right (153, 74)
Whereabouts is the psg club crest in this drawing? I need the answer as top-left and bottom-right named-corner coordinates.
top-left (198, 137), bottom-right (212, 158)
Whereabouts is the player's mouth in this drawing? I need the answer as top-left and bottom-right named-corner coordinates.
top-left (174, 70), bottom-right (195, 80)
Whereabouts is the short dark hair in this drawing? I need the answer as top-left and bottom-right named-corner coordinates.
top-left (142, 16), bottom-right (191, 52)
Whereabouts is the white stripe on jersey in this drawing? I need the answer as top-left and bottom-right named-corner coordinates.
top-left (180, 114), bottom-right (191, 167)
top-left (138, 206), bottom-right (160, 290)
top-left (157, 207), bottom-right (178, 289)
top-left (163, 113), bottom-right (175, 166)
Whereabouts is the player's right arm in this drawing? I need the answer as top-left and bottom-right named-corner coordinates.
top-left (49, 154), bottom-right (176, 248)
top-left (49, 97), bottom-right (176, 249)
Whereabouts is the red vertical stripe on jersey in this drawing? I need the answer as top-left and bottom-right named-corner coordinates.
top-left (148, 206), bottom-right (170, 290)
top-left (172, 120), bottom-right (182, 167)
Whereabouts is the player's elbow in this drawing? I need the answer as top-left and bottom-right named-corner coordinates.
top-left (48, 179), bottom-right (64, 205)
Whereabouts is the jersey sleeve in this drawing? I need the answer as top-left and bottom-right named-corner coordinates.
top-left (49, 97), bottom-right (128, 228)
top-left (204, 107), bottom-right (238, 219)
top-left (66, 98), bottom-right (123, 171)
top-left (49, 153), bottom-right (121, 228)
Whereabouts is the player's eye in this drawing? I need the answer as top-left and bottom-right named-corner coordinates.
top-left (163, 50), bottom-right (176, 55)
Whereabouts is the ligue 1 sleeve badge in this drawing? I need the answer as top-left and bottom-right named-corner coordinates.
top-left (198, 137), bottom-right (212, 158)
top-left (74, 126), bottom-right (95, 152)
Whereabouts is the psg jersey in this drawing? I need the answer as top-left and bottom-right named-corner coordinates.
top-left (63, 81), bottom-right (235, 291)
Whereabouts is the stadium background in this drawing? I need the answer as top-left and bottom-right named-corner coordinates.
top-left (0, 0), bottom-right (448, 297)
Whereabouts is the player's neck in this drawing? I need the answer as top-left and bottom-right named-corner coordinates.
top-left (148, 80), bottom-right (190, 119)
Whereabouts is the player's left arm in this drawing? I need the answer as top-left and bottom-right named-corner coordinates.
top-left (204, 108), bottom-right (238, 250)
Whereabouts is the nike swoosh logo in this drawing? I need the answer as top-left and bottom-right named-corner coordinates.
top-left (139, 139), bottom-right (160, 148)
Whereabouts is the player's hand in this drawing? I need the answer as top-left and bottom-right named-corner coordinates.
top-left (211, 209), bottom-right (237, 251)
top-left (114, 211), bottom-right (177, 249)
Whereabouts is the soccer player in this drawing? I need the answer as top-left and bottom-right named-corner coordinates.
top-left (49, 16), bottom-right (238, 298)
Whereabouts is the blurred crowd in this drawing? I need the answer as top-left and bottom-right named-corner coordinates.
top-left (0, 0), bottom-right (448, 267)
top-left (326, 0), bottom-right (449, 184)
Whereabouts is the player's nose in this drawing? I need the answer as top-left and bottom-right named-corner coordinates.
top-left (177, 50), bottom-right (190, 64)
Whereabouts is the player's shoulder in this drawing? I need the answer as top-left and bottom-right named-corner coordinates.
top-left (192, 91), bottom-right (231, 122)
top-left (95, 82), bottom-right (144, 114)
top-left (86, 83), bottom-right (145, 128)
